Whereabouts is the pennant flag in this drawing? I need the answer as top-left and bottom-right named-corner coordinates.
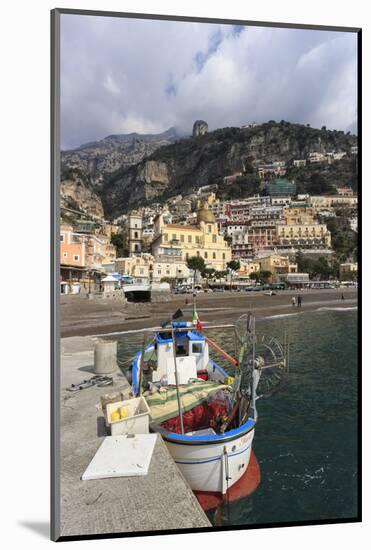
top-left (192, 303), bottom-right (199, 325)
top-left (196, 318), bottom-right (203, 332)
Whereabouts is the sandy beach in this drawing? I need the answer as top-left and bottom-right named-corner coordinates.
top-left (60, 287), bottom-right (357, 338)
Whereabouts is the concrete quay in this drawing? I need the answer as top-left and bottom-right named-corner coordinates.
top-left (59, 336), bottom-right (211, 538)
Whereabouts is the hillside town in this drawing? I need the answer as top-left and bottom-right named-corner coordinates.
top-left (60, 141), bottom-right (358, 297)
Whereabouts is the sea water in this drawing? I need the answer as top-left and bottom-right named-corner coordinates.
top-left (117, 309), bottom-right (358, 527)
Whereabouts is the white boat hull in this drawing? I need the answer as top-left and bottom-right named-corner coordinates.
top-left (165, 428), bottom-right (255, 493)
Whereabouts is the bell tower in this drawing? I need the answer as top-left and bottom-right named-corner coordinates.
top-left (128, 213), bottom-right (143, 255)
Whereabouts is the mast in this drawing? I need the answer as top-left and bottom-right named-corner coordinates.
top-left (251, 316), bottom-right (257, 412)
top-left (171, 328), bottom-right (185, 434)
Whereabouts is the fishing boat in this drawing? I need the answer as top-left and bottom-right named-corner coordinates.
top-left (130, 306), bottom-right (289, 496)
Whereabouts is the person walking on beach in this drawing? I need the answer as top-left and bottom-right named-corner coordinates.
top-left (341, 293), bottom-right (345, 301)
top-left (297, 295), bottom-right (302, 308)
top-left (291, 296), bottom-right (296, 307)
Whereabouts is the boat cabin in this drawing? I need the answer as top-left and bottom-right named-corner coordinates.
top-left (152, 323), bottom-right (210, 385)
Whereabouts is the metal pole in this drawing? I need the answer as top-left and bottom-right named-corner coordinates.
top-left (251, 316), bottom-right (256, 410)
top-left (138, 334), bottom-right (147, 397)
top-left (171, 329), bottom-right (185, 434)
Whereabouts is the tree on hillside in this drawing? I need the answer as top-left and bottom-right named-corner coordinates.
top-left (186, 256), bottom-right (206, 288)
top-left (307, 172), bottom-right (334, 195)
top-left (249, 271), bottom-right (272, 284)
top-left (203, 268), bottom-right (216, 287)
top-left (259, 270), bottom-right (272, 283)
top-left (110, 232), bottom-right (128, 257)
top-left (227, 260), bottom-right (241, 289)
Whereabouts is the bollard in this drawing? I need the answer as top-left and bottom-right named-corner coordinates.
top-left (94, 338), bottom-right (118, 375)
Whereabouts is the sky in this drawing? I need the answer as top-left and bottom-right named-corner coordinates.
top-left (60, 15), bottom-right (358, 150)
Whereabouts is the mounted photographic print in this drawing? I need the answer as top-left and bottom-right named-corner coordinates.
top-left (51, 8), bottom-right (361, 542)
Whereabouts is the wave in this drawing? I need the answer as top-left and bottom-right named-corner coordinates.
top-left (264, 313), bottom-right (299, 320)
top-left (316, 306), bottom-right (357, 312)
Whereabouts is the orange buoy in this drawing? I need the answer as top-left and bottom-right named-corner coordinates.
top-left (194, 450), bottom-right (261, 511)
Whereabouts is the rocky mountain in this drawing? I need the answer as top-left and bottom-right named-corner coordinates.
top-left (60, 169), bottom-right (104, 220)
top-left (61, 127), bottom-right (184, 190)
top-left (100, 121), bottom-right (358, 218)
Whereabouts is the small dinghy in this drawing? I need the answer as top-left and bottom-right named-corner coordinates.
top-left (130, 304), bottom-right (289, 496)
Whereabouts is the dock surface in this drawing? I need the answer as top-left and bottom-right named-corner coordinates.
top-left (59, 336), bottom-right (211, 537)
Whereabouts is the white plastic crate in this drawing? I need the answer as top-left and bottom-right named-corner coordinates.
top-left (106, 396), bottom-right (150, 435)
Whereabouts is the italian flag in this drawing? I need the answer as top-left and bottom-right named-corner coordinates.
top-left (192, 304), bottom-right (203, 331)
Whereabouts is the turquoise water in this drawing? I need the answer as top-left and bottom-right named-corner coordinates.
top-left (117, 308), bottom-right (358, 527)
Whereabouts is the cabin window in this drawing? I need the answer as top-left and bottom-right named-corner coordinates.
top-left (192, 343), bottom-right (203, 354)
top-left (176, 343), bottom-right (187, 356)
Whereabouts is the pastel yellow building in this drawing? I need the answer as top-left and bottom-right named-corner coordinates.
top-left (283, 207), bottom-right (316, 225)
top-left (308, 195), bottom-right (358, 208)
top-left (152, 206), bottom-right (232, 270)
top-left (237, 260), bottom-right (260, 277)
top-left (115, 253), bottom-right (190, 283)
top-left (258, 255), bottom-right (298, 282)
top-left (277, 224), bottom-right (331, 248)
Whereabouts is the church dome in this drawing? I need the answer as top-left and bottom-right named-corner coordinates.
top-left (197, 206), bottom-right (215, 223)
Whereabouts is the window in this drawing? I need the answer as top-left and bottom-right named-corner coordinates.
top-left (73, 255), bottom-right (79, 261)
top-left (172, 234), bottom-right (176, 241)
top-left (158, 270), bottom-right (162, 275)
top-left (205, 252), bottom-right (208, 259)
top-left (134, 231), bottom-right (138, 239)
top-left (192, 343), bottom-right (203, 354)
top-left (135, 244), bottom-right (139, 251)
top-left (222, 253), bottom-right (226, 260)
top-left (212, 234), bottom-right (217, 243)
top-left (134, 223), bottom-right (138, 228)
top-left (213, 252), bottom-right (216, 259)
top-left (188, 235), bottom-right (192, 243)
top-left (60, 235), bottom-right (64, 242)
top-left (140, 269), bottom-right (144, 275)
top-left (166, 270), bottom-right (170, 275)
top-left (208, 225), bottom-right (212, 233)
top-left (196, 236), bottom-right (200, 244)
top-left (164, 233), bottom-right (168, 241)
top-left (63, 252), bottom-right (67, 258)
top-left (176, 343), bottom-right (187, 357)
top-left (196, 251), bottom-right (200, 257)
top-left (180, 234), bottom-right (184, 242)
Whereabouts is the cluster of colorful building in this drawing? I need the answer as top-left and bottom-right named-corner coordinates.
top-left (60, 179), bottom-right (358, 293)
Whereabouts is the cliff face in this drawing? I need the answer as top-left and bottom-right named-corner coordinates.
top-left (61, 172), bottom-right (104, 219)
top-left (61, 127), bottom-right (182, 190)
top-left (62, 122), bottom-right (357, 220)
top-left (100, 122), bottom-right (357, 218)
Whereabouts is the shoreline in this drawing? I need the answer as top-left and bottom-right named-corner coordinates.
top-left (61, 288), bottom-right (357, 338)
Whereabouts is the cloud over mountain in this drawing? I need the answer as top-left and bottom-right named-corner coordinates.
top-left (61, 15), bottom-right (357, 150)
